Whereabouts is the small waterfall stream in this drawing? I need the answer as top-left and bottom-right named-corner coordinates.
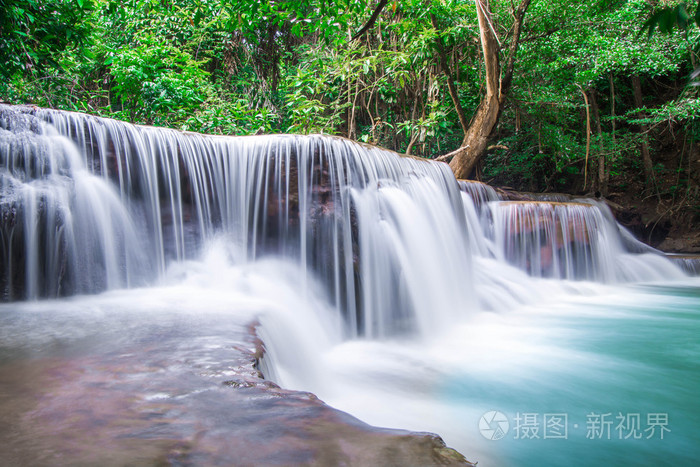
top-left (1, 105), bottom-right (697, 466)
top-left (486, 200), bottom-right (682, 282)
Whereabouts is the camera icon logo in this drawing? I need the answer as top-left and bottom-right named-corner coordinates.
top-left (479, 411), bottom-right (509, 440)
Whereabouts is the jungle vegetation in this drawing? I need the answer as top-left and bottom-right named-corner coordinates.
top-left (1, 0), bottom-right (698, 212)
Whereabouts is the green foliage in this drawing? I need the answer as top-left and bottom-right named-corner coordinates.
top-left (0, 0), bottom-right (698, 198)
top-left (631, 97), bottom-right (700, 124)
top-left (0, 0), bottom-right (95, 77)
top-left (109, 38), bottom-right (211, 126)
top-left (185, 98), bottom-right (278, 135)
top-left (642, 0), bottom-right (700, 87)
top-left (642, 1), bottom-right (700, 35)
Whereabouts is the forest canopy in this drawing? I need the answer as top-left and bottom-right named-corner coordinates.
top-left (1, 0), bottom-right (698, 202)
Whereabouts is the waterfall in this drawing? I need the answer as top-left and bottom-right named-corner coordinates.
top-left (0, 108), bottom-right (146, 299)
top-left (485, 200), bottom-right (684, 282)
top-left (668, 254), bottom-right (700, 275)
top-left (0, 104), bottom-right (687, 328)
top-left (457, 180), bottom-right (500, 207)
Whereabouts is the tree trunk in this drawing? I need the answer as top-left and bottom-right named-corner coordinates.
top-left (448, 0), bottom-right (502, 179)
top-left (690, 135), bottom-right (700, 189)
top-left (447, 0), bottom-right (531, 179)
top-left (576, 84), bottom-right (591, 191)
top-left (608, 73), bottom-right (615, 189)
top-left (631, 75), bottom-right (654, 185)
top-left (588, 89), bottom-right (607, 196)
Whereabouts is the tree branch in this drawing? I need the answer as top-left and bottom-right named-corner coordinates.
top-left (435, 145), bottom-right (467, 162)
top-left (499, 0), bottom-right (532, 100)
top-left (519, 26), bottom-right (561, 44)
top-left (352, 0), bottom-right (389, 41)
top-left (430, 13), bottom-right (470, 136)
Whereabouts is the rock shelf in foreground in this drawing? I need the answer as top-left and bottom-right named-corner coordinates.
top-left (0, 320), bottom-right (473, 466)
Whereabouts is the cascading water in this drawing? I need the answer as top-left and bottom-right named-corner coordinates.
top-left (669, 254), bottom-right (700, 274)
top-left (0, 110), bottom-right (146, 299)
top-left (1, 105), bottom-right (683, 306)
top-left (485, 200), bottom-right (685, 282)
top-left (1, 104), bottom-right (698, 466)
top-left (2, 104), bottom-right (476, 337)
top-left (457, 179), bottom-right (500, 207)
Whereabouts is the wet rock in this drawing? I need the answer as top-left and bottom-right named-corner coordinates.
top-left (0, 320), bottom-right (473, 466)
top-left (659, 232), bottom-right (700, 254)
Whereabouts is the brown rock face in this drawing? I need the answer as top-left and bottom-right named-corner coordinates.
top-left (0, 320), bottom-right (472, 466)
